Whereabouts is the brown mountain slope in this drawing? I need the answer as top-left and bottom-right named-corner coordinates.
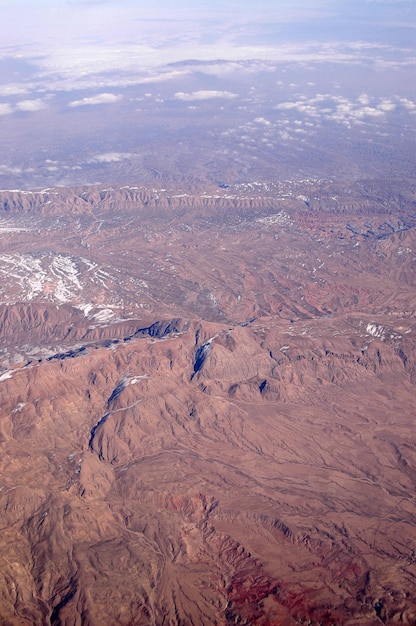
top-left (1, 315), bottom-right (415, 624)
top-left (0, 179), bottom-right (416, 624)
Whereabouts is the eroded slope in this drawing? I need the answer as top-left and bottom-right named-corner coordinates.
top-left (0, 179), bottom-right (416, 624)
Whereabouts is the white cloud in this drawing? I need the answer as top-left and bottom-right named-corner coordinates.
top-left (16, 99), bottom-right (47, 112)
top-left (0, 164), bottom-right (24, 175)
top-left (399, 97), bottom-right (416, 111)
top-left (274, 102), bottom-right (301, 110)
top-left (0, 84), bottom-right (29, 97)
top-left (174, 90), bottom-right (238, 101)
top-left (0, 103), bottom-right (13, 116)
top-left (377, 99), bottom-right (396, 111)
top-left (68, 93), bottom-right (122, 107)
top-left (273, 93), bottom-right (405, 127)
top-left (141, 69), bottom-right (190, 83)
top-left (254, 117), bottom-right (271, 125)
top-left (226, 89), bottom-right (414, 150)
top-left (337, 105), bottom-right (384, 120)
top-left (87, 152), bottom-right (134, 163)
top-left (357, 93), bottom-right (370, 105)
top-left (0, 37), bottom-right (412, 100)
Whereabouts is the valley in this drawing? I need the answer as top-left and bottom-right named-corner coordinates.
top-left (0, 178), bottom-right (416, 624)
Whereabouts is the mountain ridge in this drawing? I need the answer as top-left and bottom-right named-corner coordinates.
top-left (0, 177), bottom-right (415, 624)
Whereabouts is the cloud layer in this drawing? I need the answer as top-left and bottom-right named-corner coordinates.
top-left (68, 93), bottom-right (122, 107)
top-left (0, 0), bottom-right (414, 189)
top-left (174, 90), bottom-right (238, 101)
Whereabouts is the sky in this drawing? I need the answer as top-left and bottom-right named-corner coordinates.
top-left (2, 0), bottom-right (415, 87)
top-left (0, 0), bottom-right (415, 188)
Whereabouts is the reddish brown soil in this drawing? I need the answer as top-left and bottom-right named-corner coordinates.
top-left (0, 179), bottom-right (415, 624)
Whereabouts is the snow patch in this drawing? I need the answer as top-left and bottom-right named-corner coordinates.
top-left (129, 375), bottom-right (149, 385)
top-left (91, 308), bottom-right (116, 322)
top-left (256, 212), bottom-right (290, 225)
top-left (366, 323), bottom-right (385, 340)
top-left (77, 303), bottom-right (94, 316)
top-left (12, 402), bottom-right (27, 412)
top-left (0, 370), bottom-right (14, 381)
top-left (51, 255), bottom-right (82, 302)
top-left (0, 223), bottom-right (30, 233)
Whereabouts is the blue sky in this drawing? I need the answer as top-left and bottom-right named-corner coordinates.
top-left (2, 0), bottom-right (414, 57)
top-left (3, 0), bottom-right (414, 40)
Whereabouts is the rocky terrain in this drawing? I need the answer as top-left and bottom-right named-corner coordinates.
top-left (0, 178), bottom-right (416, 625)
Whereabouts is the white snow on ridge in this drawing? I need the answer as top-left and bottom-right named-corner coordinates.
top-left (77, 303), bottom-right (94, 316)
top-left (79, 257), bottom-right (97, 272)
top-left (0, 253), bottom-right (82, 302)
top-left (0, 222), bottom-right (30, 233)
top-left (0, 252), bottom-right (134, 315)
top-left (256, 211), bottom-right (290, 226)
top-left (51, 255), bottom-right (82, 302)
top-left (366, 323), bottom-right (385, 340)
top-left (129, 375), bottom-right (149, 385)
top-left (91, 308), bottom-right (116, 322)
top-left (0, 254), bottom-right (47, 300)
top-left (0, 370), bottom-right (14, 382)
top-left (12, 402), bottom-right (27, 412)
top-left (0, 253), bottom-right (103, 305)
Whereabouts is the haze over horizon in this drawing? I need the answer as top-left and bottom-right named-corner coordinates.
top-left (0, 0), bottom-right (415, 188)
